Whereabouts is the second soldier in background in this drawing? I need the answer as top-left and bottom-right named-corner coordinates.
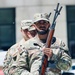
top-left (3, 20), bottom-right (37, 75)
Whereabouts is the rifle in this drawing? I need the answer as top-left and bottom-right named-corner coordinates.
top-left (39, 3), bottom-right (62, 75)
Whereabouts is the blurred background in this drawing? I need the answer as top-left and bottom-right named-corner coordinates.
top-left (0, 0), bottom-right (75, 75)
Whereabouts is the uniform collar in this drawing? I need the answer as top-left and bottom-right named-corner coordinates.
top-left (34, 34), bottom-right (45, 47)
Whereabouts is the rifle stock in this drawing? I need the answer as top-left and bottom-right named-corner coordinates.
top-left (39, 3), bottom-right (62, 75)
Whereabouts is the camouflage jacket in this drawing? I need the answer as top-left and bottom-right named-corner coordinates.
top-left (3, 35), bottom-right (72, 75)
top-left (3, 39), bottom-right (26, 75)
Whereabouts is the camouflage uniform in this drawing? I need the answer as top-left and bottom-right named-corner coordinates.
top-left (3, 39), bottom-right (26, 75)
top-left (3, 19), bottom-right (36, 75)
top-left (4, 34), bottom-right (72, 75)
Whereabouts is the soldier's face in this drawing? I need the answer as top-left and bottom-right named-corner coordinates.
top-left (34, 20), bottom-right (50, 31)
top-left (21, 29), bottom-right (30, 40)
top-left (21, 28), bottom-right (36, 40)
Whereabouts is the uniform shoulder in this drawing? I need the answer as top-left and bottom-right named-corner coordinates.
top-left (54, 37), bottom-right (68, 51)
top-left (22, 37), bottom-right (38, 49)
top-left (7, 43), bottom-right (19, 55)
top-left (10, 43), bottom-right (18, 49)
top-left (53, 37), bottom-right (65, 46)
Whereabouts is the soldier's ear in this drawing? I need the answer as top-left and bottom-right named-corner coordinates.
top-left (48, 23), bottom-right (50, 28)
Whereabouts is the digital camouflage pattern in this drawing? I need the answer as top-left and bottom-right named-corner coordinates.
top-left (3, 35), bottom-right (72, 75)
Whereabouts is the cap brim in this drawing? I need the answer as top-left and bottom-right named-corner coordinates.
top-left (34, 18), bottom-right (49, 22)
top-left (21, 26), bottom-right (29, 30)
top-left (28, 27), bottom-right (36, 31)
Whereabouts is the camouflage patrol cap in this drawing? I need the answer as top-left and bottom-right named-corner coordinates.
top-left (21, 20), bottom-right (35, 31)
top-left (33, 13), bottom-right (49, 22)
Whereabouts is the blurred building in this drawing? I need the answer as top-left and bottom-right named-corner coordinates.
top-left (0, 0), bottom-right (75, 59)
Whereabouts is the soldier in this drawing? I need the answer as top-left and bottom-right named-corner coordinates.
top-left (5, 13), bottom-right (72, 75)
top-left (3, 20), bottom-right (37, 75)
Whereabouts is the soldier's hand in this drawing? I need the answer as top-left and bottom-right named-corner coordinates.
top-left (43, 48), bottom-right (53, 58)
